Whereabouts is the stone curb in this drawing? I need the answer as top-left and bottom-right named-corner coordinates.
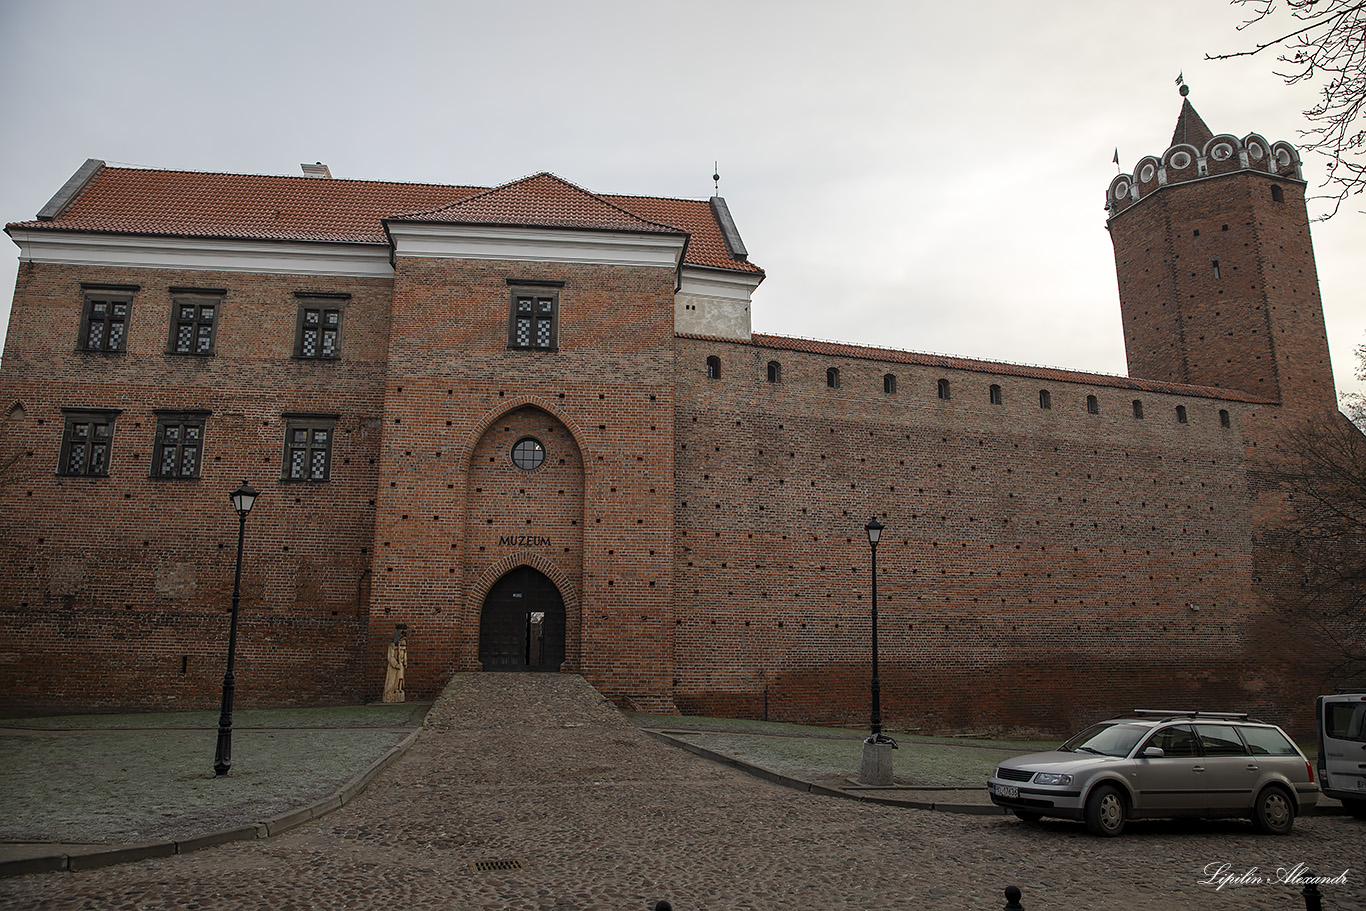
top-left (645, 730), bottom-right (1352, 819)
top-left (0, 728), bottom-right (420, 878)
top-left (643, 730), bottom-right (1010, 816)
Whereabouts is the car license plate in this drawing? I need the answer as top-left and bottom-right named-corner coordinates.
top-left (992, 784), bottom-right (1019, 798)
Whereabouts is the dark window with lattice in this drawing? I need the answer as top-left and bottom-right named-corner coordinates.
top-left (1220, 409), bottom-right (1231, 428)
top-left (826, 367), bottom-right (840, 389)
top-left (884, 374), bottom-right (897, 394)
top-left (1087, 395), bottom-right (1100, 415)
top-left (1133, 399), bottom-right (1144, 419)
top-left (282, 416), bottom-right (336, 481)
top-left (937, 379), bottom-right (951, 400)
top-left (80, 292), bottom-right (134, 352)
top-left (1176, 404), bottom-right (1188, 424)
top-left (153, 413), bottom-right (207, 479)
top-left (706, 355), bottom-right (721, 379)
top-left (295, 306), bottom-right (342, 359)
top-left (767, 361), bottom-right (782, 383)
top-left (168, 293), bottom-right (221, 355)
top-left (989, 384), bottom-right (1002, 405)
top-left (59, 409), bottom-right (119, 477)
top-left (1039, 389), bottom-right (1052, 410)
top-left (508, 288), bottom-right (558, 351)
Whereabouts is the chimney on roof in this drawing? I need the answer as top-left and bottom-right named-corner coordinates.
top-left (301, 162), bottom-right (332, 179)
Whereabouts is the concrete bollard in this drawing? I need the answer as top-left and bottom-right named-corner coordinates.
top-left (1003, 884), bottom-right (1023, 910)
top-left (858, 739), bottom-right (895, 786)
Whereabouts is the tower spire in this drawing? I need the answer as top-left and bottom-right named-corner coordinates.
top-left (1170, 96), bottom-right (1213, 150)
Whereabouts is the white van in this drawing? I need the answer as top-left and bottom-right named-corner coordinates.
top-left (1317, 692), bottom-right (1366, 817)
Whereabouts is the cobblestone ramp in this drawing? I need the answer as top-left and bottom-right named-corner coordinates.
top-left (2, 672), bottom-right (1362, 910)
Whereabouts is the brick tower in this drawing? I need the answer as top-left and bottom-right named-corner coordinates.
top-left (1106, 89), bottom-right (1337, 415)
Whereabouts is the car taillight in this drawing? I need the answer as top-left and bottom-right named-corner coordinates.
top-left (1306, 760), bottom-right (1314, 783)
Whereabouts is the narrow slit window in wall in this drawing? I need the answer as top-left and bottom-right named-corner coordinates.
top-left (1176, 405), bottom-right (1188, 424)
top-left (826, 367), bottom-right (840, 389)
top-left (883, 374), bottom-right (897, 394)
top-left (937, 379), bottom-right (950, 400)
top-left (1087, 395), bottom-right (1099, 415)
top-left (1133, 400), bottom-right (1144, 419)
top-left (706, 355), bottom-right (721, 379)
top-left (1039, 389), bottom-right (1052, 410)
top-left (989, 384), bottom-right (1002, 405)
top-left (767, 361), bottom-right (781, 383)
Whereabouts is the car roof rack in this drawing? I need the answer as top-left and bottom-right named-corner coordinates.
top-left (1130, 709), bottom-right (1251, 721)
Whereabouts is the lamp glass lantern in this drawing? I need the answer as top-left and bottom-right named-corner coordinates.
top-left (865, 516), bottom-right (883, 546)
top-left (229, 481), bottom-right (258, 517)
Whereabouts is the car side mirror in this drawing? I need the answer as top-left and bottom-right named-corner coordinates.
top-left (1140, 746), bottom-right (1165, 759)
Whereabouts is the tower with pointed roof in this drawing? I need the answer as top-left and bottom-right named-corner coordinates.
top-left (1106, 90), bottom-right (1337, 414)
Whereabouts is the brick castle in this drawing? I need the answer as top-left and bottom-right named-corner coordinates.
top-left (0, 94), bottom-right (1344, 736)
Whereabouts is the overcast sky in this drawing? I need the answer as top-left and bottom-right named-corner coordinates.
top-left (1, 0), bottom-right (1361, 401)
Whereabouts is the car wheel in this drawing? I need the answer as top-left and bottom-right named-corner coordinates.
top-left (1252, 785), bottom-right (1295, 835)
top-left (1084, 784), bottom-right (1126, 837)
top-left (1012, 810), bottom-right (1042, 823)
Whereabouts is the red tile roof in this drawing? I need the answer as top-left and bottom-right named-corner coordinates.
top-left (396, 172), bottom-right (684, 236)
top-left (7, 164), bottom-right (762, 275)
top-left (680, 332), bottom-right (1275, 402)
top-left (608, 194), bottom-right (757, 274)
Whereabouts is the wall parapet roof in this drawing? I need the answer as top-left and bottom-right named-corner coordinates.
top-left (679, 331), bottom-right (1277, 403)
top-left (1106, 122), bottom-right (1303, 219)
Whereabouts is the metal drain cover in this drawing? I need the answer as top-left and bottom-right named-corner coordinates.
top-left (470, 859), bottom-right (524, 873)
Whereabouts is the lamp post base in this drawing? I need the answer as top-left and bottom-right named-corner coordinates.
top-left (858, 739), bottom-right (896, 786)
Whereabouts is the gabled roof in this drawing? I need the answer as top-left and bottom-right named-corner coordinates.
top-left (6, 163), bottom-right (763, 275)
top-left (1170, 98), bottom-right (1215, 150)
top-left (679, 332), bottom-right (1275, 403)
top-left (393, 172), bottom-right (683, 236)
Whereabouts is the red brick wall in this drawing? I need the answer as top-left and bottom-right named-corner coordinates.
top-left (0, 227), bottom-right (1339, 739)
top-left (0, 262), bottom-right (387, 712)
top-left (670, 337), bottom-right (1320, 737)
top-left (364, 256), bottom-right (680, 711)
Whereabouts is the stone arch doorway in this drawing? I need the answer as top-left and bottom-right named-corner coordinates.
top-left (479, 566), bottom-right (566, 671)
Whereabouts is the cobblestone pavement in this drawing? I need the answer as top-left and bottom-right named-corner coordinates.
top-left (2, 674), bottom-right (1362, 910)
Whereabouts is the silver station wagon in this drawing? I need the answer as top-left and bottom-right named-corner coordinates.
top-left (988, 710), bottom-right (1319, 836)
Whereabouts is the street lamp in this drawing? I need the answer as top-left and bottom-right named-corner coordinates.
top-left (214, 480), bottom-right (258, 777)
top-left (864, 516), bottom-right (896, 747)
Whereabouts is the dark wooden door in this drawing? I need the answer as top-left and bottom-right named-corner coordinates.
top-left (479, 566), bottom-right (565, 671)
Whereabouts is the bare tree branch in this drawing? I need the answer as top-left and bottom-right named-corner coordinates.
top-left (1268, 404), bottom-right (1366, 684)
top-left (1208, 0), bottom-right (1366, 218)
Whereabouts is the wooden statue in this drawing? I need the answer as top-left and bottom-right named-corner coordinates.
top-left (382, 625), bottom-right (408, 703)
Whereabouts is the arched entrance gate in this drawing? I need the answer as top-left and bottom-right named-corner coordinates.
top-left (478, 566), bottom-right (566, 671)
